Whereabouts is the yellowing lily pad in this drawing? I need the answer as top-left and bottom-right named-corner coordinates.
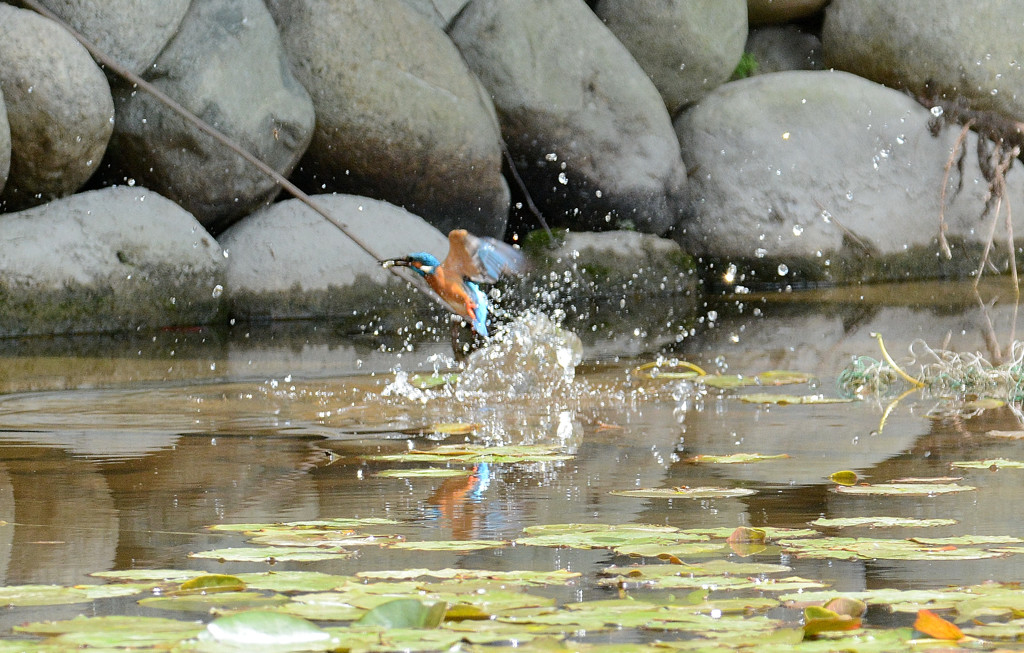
top-left (950, 458), bottom-right (1024, 469)
top-left (609, 486), bottom-right (757, 499)
top-left (685, 453), bottom-right (789, 464)
top-left (355, 568), bottom-right (580, 585)
top-left (833, 483), bottom-right (975, 496)
top-left (138, 591), bottom-right (289, 613)
top-left (829, 470), bottom-right (859, 486)
top-left (189, 546), bottom-right (355, 563)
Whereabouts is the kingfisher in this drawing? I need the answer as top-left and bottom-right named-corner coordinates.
top-left (381, 229), bottom-right (525, 337)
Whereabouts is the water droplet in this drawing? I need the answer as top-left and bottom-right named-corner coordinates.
top-left (930, 106), bottom-right (944, 117)
top-left (211, 284), bottom-right (223, 298)
top-left (557, 172), bottom-right (568, 185)
top-left (777, 264), bottom-right (789, 276)
top-left (127, 178), bottom-right (136, 187)
top-left (792, 224), bottom-right (804, 236)
top-left (754, 248), bottom-right (767, 258)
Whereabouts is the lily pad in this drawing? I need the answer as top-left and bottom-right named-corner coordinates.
top-left (375, 468), bottom-right (473, 478)
top-left (386, 539), bottom-right (507, 551)
top-left (234, 572), bottom-right (354, 593)
top-left (950, 458), bottom-right (1024, 469)
top-left (355, 598), bottom-right (447, 628)
top-left (179, 574), bottom-right (246, 593)
top-left (409, 373), bottom-right (459, 389)
top-left (832, 483), bottom-right (975, 496)
top-left (207, 517), bottom-right (400, 533)
top-left (609, 486), bottom-right (757, 499)
top-left (189, 546), bottom-right (355, 563)
top-left (0, 583), bottom-right (150, 607)
top-left (201, 611), bottom-right (332, 646)
top-left (810, 516), bottom-right (958, 528)
top-left (829, 470), bottom-right (859, 486)
top-left (737, 393), bottom-right (853, 405)
top-left (14, 615), bottom-right (202, 648)
top-left (363, 444), bottom-right (572, 464)
top-left (777, 536), bottom-right (1005, 561)
top-left (355, 568), bottom-right (580, 585)
top-left (139, 591), bottom-right (289, 613)
top-left (684, 453), bottom-right (790, 464)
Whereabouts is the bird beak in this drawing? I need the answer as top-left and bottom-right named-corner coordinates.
top-left (380, 258), bottom-right (411, 269)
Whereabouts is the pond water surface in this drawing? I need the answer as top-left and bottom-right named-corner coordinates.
top-left (1, 280), bottom-right (1023, 650)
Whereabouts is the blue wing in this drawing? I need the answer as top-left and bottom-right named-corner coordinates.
top-left (465, 280), bottom-right (489, 337)
top-left (469, 237), bottom-right (526, 284)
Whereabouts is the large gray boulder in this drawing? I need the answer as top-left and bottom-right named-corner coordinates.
top-left (0, 5), bottom-right (113, 211)
top-left (674, 70), bottom-right (1024, 284)
top-left (450, 0), bottom-right (687, 235)
top-left (401, 0), bottom-right (468, 28)
top-left (595, 0), bottom-right (747, 113)
top-left (823, 0), bottom-right (1024, 123)
top-left (35, 0), bottom-right (190, 75)
top-left (0, 186), bottom-right (225, 337)
top-left (107, 0), bottom-right (315, 233)
top-left (266, 0), bottom-right (510, 238)
top-left (220, 194), bottom-right (450, 324)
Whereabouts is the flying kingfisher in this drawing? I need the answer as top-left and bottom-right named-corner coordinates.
top-left (381, 229), bottom-right (525, 337)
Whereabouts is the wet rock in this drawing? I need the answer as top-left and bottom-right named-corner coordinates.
top-left (220, 194), bottom-right (450, 324)
top-left (674, 70), bottom-right (1024, 285)
top-left (0, 5), bottom-right (113, 211)
top-left (823, 0), bottom-right (1024, 123)
top-left (450, 0), bottom-right (687, 235)
top-left (748, 0), bottom-right (827, 25)
top-left (0, 186), bottom-right (225, 337)
top-left (106, 0), bottom-right (315, 233)
top-left (595, 0), bottom-right (747, 113)
top-left (34, 0), bottom-right (190, 75)
top-left (266, 0), bottom-right (509, 238)
top-left (745, 25), bottom-right (824, 75)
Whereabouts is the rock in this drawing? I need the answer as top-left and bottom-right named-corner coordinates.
top-left (673, 70), bottom-right (1024, 285)
top-left (823, 0), bottom-right (1024, 123)
top-left (266, 0), bottom-right (510, 238)
top-left (748, 0), bottom-right (827, 25)
top-left (450, 0), bottom-right (687, 235)
top-left (0, 5), bottom-right (113, 211)
top-left (0, 89), bottom-right (9, 195)
top-left (35, 0), bottom-right (190, 75)
top-left (0, 186), bottom-right (225, 336)
top-left (401, 0), bottom-right (468, 28)
top-left (745, 26), bottom-right (823, 75)
top-left (106, 0), bottom-right (315, 233)
top-left (220, 194), bottom-right (450, 324)
top-left (595, 0), bottom-right (747, 113)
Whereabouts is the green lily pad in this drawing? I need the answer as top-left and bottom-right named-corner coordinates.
top-left (602, 560), bottom-right (793, 579)
top-left (207, 517), bottom-right (400, 533)
top-left (409, 373), bottom-right (459, 389)
top-left (684, 453), bottom-right (790, 464)
top-left (832, 483), bottom-right (975, 496)
top-left (515, 523), bottom-right (701, 550)
top-left (234, 571), bottom-right (354, 593)
top-left (908, 535), bottom-right (1024, 545)
top-left (386, 539), bottom-right (507, 551)
top-left (375, 468), bottom-right (473, 478)
top-left (609, 486), bottom-right (757, 499)
top-left (777, 536), bottom-right (1005, 561)
top-left (247, 530), bottom-right (398, 548)
top-left (950, 458), bottom-right (1024, 469)
top-left (139, 591), bottom-right (289, 613)
top-left (355, 598), bottom-right (447, 628)
top-left (682, 526), bottom-right (819, 540)
top-left (0, 583), bottom-right (151, 607)
top-left (201, 610), bottom-right (332, 646)
top-left (90, 569), bottom-right (205, 583)
top-left (189, 546), bottom-right (355, 562)
top-left (14, 615), bottom-right (202, 648)
top-left (599, 573), bottom-right (826, 592)
top-left (355, 568), bottom-right (580, 585)
top-left (810, 516), bottom-right (958, 528)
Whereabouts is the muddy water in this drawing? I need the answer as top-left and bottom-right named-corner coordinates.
top-left (0, 280), bottom-right (1022, 637)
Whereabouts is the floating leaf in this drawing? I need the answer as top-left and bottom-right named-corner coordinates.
top-left (189, 546), bottom-right (354, 562)
top-left (824, 596), bottom-right (867, 617)
top-left (91, 569), bottom-right (204, 583)
top-left (833, 483), bottom-right (975, 496)
top-left (909, 535), bottom-right (1024, 546)
top-left (409, 373), bottom-right (459, 389)
top-left (355, 568), bottom-right (580, 586)
top-left (756, 370), bottom-right (814, 385)
top-left (803, 605), bottom-right (861, 636)
top-left (387, 539), bottom-right (507, 551)
top-left (363, 444), bottom-right (572, 464)
top-left (202, 611), bottom-right (332, 646)
top-left (375, 468), bottom-right (472, 478)
top-left (738, 393), bottom-right (853, 405)
top-left (207, 517), bottom-right (400, 533)
top-left (430, 422), bottom-right (483, 435)
top-left (14, 615), bottom-right (202, 648)
top-left (609, 486), bottom-right (757, 499)
top-left (179, 574), bottom-right (246, 593)
top-left (139, 591), bottom-right (288, 613)
top-left (829, 470), bottom-right (859, 486)
top-left (234, 571), bottom-right (353, 593)
top-left (247, 530), bottom-right (399, 548)
top-left (0, 583), bottom-right (149, 607)
top-left (516, 524), bottom-right (697, 551)
top-left (888, 476), bottom-right (963, 484)
top-left (950, 458), bottom-right (1024, 469)
top-left (913, 608), bottom-right (963, 640)
top-left (683, 526), bottom-right (819, 540)
top-left (355, 598), bottom-right (447, 628)
top-left (810, 516), bottom-right (957, 529)
top-left (778, 536), bottom-right (1005, 561)
top-left (685, 453), bottom-right (789, 464)
top-left (613, 542), bottom-right (727, 559)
